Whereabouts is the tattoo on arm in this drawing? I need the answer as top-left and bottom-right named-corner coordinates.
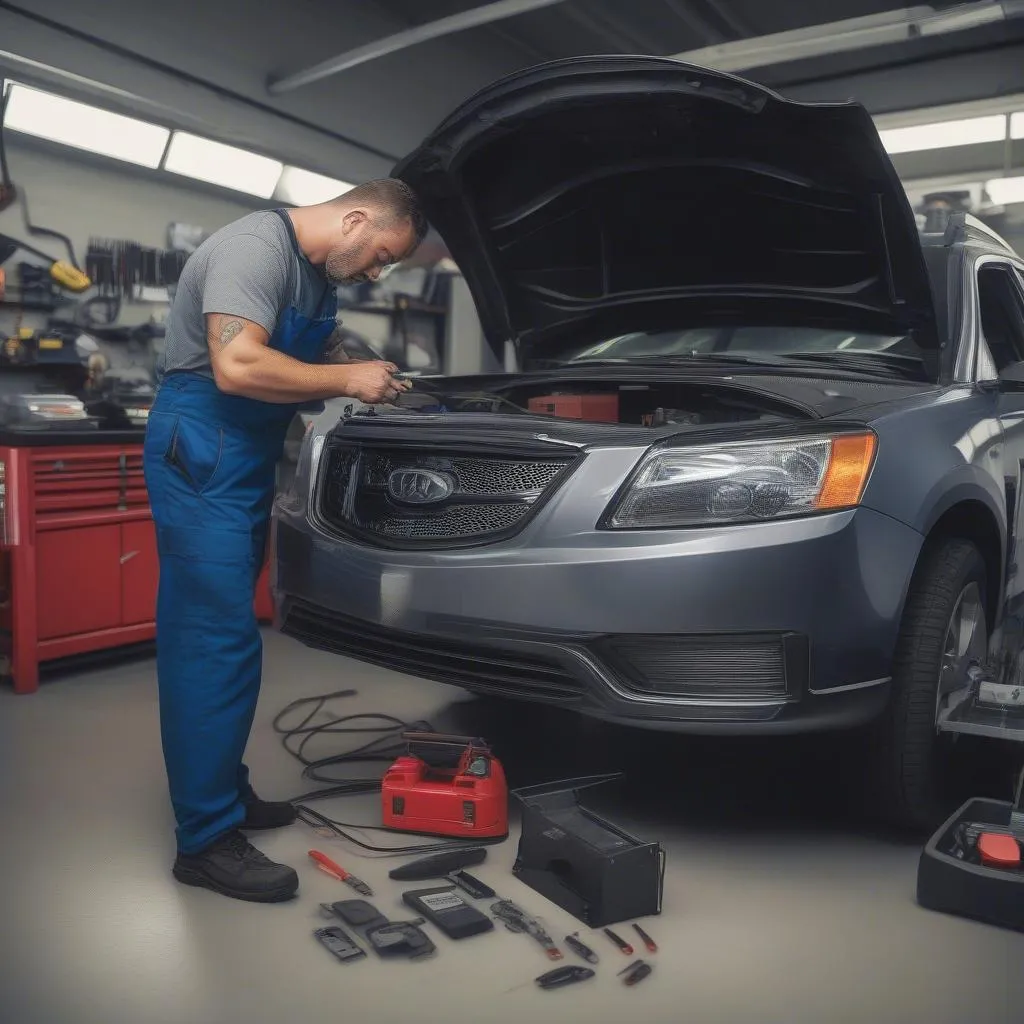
top-left (217, 318), bottom-right (245, 349)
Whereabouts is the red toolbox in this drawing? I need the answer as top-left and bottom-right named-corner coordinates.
top-left (0, 433), bottom-right (273, 694)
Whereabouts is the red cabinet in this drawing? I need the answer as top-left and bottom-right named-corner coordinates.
top-left (37, 524), bottom-right (123, 640)
top-left (121, 519), bottom-right (159, 627)
top-left (0, 439), bottom-right (272, 694)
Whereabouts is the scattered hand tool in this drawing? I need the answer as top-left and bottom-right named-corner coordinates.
top-left (388, 847), bottom-right (487, 880)
top-left (618, 959), bottom-right (653, 986)
top-left (604, 927), bottom-right (634, 955)
top-left (308, 850), bottom-right (374, 896)
top-left (564, 932), bottom-right (599, 963)
top-left (632, 923), bottom-right (657, 953)
top-left (505, 965), bottom-right (596, 993)
top-left (492, 898), bottom-right (563, 959)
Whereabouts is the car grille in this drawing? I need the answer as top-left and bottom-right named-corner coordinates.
top-left (318, 443), bottom-right (575, 548)
top-left (280, 599), bottom-right (586, 703)
top-left (597, 632), bottom-right (807, 701)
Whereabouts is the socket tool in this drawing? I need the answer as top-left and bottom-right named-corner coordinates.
top-left (308, 850), bottom-right (373, 896)
top-left (564, 932), bottom-right (599, 963)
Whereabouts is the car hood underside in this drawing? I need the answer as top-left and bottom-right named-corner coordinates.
top-left (393, 56), bottom-right (940, 363)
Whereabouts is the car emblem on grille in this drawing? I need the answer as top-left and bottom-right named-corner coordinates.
top-left (387, 468), bottom-right (454, 505)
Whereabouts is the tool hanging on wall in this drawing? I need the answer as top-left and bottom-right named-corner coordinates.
top-left (0, 235), bottom-right (91, 294)
top-left (1, 81), bottom-right (89, 287)
top-left (85, 238), bottom-right (188, 299)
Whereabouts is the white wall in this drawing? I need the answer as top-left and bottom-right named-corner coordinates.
top-left (0, 140), bottom-right (262, 330)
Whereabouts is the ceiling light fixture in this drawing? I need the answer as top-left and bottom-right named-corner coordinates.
top-left (275, 166), bottom-right (354, 206)
top-left (878, 114), bottom-right (1008, 154)
top-left (2, 82), bottom-right (169, 168)
top-left (163, 132), bottom-right (283, 199)
top-left (986, 175), bottom-right (1024, 205)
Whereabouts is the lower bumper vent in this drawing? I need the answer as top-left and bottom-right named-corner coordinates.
top-left (597, 632), bottom-right (807, 700)
top-left (281, 599), bottom-right (585, 703)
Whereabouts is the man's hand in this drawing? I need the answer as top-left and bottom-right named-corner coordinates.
top-left (205, 312), bottom-right (411, 405)
top-left (342, 361), bottom-right (412, 404)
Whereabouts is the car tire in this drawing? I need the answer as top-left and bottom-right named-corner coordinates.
top-left (861, 537), bottom-right (989, 833)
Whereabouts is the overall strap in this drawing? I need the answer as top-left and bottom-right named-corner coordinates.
top-left (271, 208), bottom-right (331, 315)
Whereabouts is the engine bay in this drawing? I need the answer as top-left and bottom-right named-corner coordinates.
top-left (394, 378), bottom-right (808, 427)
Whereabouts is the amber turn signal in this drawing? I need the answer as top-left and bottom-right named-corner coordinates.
top-left (815, 433), bottom-right (877, 510)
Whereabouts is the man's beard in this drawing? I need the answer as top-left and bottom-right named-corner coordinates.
top-left (324, 242), bottom-right (371, 284)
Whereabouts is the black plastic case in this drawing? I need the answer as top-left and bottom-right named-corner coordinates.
top-left (917, 796), bottom-right (1024, 931)
top-left (402, 886), bottom-right (495, 939)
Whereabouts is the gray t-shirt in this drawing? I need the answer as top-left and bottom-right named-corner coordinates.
top-left (158, 210), bottom-right (333, 381)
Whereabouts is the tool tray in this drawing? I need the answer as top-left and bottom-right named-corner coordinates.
top-left (917, 796), bottom-right (1024, 931)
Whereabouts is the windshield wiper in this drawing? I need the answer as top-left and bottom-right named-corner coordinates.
top-left (569, 351), bottom-right (922, 379)
top-left (777, 351), bottom-right (926, 380)
top-left (572, 353), bottom-right (795, 367)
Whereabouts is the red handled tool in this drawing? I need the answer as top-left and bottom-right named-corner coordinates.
top-left (604, 928), bottom-right (634, 955)
top-left (308, 850), bottom-right (373, 896)
top-left (633, 923), bottom-right (657, 953)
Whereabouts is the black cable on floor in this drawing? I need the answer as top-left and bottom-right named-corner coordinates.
top-left (272, 688), bottom-right (506, 857)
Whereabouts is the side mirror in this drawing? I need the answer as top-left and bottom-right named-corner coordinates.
top-left (999, 362), bottom-right (1024, 388)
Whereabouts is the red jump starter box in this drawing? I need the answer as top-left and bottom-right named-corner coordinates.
top-left (527, 394), bottom-right (619, 422)
top-left (381, 732), bottom-right (508, 840)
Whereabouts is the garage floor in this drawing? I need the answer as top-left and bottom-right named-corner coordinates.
top-left (2, 630), bottom-right (1024, 1024)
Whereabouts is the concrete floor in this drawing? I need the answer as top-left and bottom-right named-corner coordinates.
top-left (2, 630), bottom-right (1024, 1024)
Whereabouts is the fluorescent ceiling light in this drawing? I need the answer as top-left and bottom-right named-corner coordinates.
top-left (1012, 112), bottom-right (1024, 139)
top-left (163, 132), bottom-right (282, 198)
top-left (986, 175), bottom-right (1024, 205)
top-left (2, 82), bottom-right (169, 168)
top-left (275, 166), bottom-right (354, 206)
top-left (879, 114), bottom-right (1007, 154)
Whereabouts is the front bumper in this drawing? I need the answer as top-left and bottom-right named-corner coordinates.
top-left (273, 481), bottom-right (924, 733)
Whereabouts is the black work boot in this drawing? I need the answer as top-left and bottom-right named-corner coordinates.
top-left (241, 791), bottom-right (297, 831)
top-left (173, 830), bottom-right (299, 902)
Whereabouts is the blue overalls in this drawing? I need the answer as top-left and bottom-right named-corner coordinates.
top-left (143, 210), bottom-right (337, 854)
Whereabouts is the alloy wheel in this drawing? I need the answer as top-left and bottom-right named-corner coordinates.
top-left (935, 581), bottom-right (987, 728)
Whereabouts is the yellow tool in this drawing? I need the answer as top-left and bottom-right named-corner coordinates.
top-left (0, 232), bottom-right (92, 294)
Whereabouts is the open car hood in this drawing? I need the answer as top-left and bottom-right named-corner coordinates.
top-left (392, 56), bottom-right (940, 362)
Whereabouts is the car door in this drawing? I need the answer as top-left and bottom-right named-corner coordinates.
top-left (978, 260), bottom-right (1024, 620)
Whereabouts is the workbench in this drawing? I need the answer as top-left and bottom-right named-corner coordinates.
top-left (0, 427), bottom-right (272, 694)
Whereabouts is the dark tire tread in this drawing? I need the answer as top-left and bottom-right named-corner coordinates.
top-left (866, 537), bottom-right (985, 831)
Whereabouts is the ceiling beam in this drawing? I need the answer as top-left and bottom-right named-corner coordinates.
top-left (267, 0), bottom-right (569, 95)
top-left (675, 2), bottom-right (1023, 72)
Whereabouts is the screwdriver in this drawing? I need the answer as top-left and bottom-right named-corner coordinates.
top-left (308, 850), bottom-right (373, 896)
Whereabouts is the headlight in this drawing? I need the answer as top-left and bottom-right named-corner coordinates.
top-left (602, 432), bottom-right (876, 529)
top-left (276, 420), bottom-right (326, 516)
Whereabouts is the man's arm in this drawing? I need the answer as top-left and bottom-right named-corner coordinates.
top-left (207, 313), bottom-right (406, 404)
top-left (320, 325), bottom-right (352, 365)
top-left (199, 233), bottom-right (405, 404)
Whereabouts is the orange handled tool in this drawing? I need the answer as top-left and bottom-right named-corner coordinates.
top-left (308, 850), bottom-right (373, 896)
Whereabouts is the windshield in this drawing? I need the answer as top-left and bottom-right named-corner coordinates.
top-left (562, 326), bottom-right (915, 363)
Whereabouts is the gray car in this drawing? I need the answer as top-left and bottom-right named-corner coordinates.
top-left (273, 56), bottom-right (1024, 830)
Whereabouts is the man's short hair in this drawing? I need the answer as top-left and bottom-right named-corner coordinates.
top-left (338, 178), bottom-right (428, 247)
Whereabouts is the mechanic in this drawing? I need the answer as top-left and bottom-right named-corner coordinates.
top-left (142, 179), bottom-right (426, 902)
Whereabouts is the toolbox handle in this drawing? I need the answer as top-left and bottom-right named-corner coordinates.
top-left (402, 731), bottom-right (489, 748)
